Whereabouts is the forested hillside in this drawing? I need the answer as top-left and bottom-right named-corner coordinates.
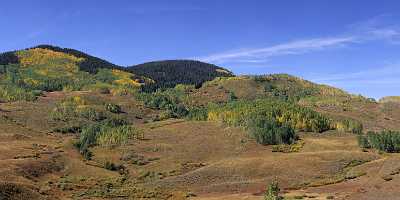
top-left (0, 45), bottom-right (123, 73)
top-left (0, 46), bottom-right (150, 102)
top-left (127, 60), bottom-right (234, 92)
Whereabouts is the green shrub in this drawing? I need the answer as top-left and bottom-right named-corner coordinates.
top-left (0, 84), bottom-right (37, 102)
top-left (51, 96), bottom-right (86, 121)
top-left (136, 88), bottom-right (189, 118)
top-left (357, 135), bottom-right (370, 149)
top-left (97, 125), bottom-right (136, 147)
top-left (79, 107), bottom-right (106, 121)
top-left (206, 99), bottom-right (335, 145)
top-left (76, 124), bottom-right (100, 153)
top-left (335, 119), bottom-right (363, 134)
top-left (81, 148), bottom-right (93, 160)
top-left (228, 91), bottom-right (238, 102)
top-left (105, 103), bottom-right (122, 113)
top-left (272, 140), bottom-right (305, 153)
top-left (264, 179), bottom-right (283, 200)
top-left (249, 116), bottom-right (296, 145)
top-left (207, 99), bottom-right (331, 133)
top-left (101, 117), bottom-right (128, 127)
top-left (50, 102), bottom-right (78, 121)
top-left (187, 107), bottom-right (208, 121)
top-left (358, 130), bottom-right (400, 153)
top-left (74, 118), bottom-right (137, 159)
top-left (158, 110), bottom-right (174, 121)
top-left (51, 96), bottom-right (107, 122)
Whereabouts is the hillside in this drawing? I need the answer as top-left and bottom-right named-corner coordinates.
top-left (0, 46), bottom-right (151, 102)
top-left (1, 89), bottom-right (399, 200)
top-left (0, 45), bottom-right (123, 73)
top-left (380, 96), bottom-right (400, 103)
top-left (191, 74), bottom-right (363, 103)
top-left (127, 60), bottom-right (234, 91)
top-left (1, 45), bottom-right (400, 200)
top-left (187, 74), bottom-right (399, 131)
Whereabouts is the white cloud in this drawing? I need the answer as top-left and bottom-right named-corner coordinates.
top-left (370, 29), bottom-right (399, 38)
top-left (197, 37), bottom-right (356, 64)
top-left (349, 15), bottom-right (400, 43)
top-left (197, 15), bottom-right (400, 64)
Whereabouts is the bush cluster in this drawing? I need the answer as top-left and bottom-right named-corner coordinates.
top-left (357, 130), bottom-right (400, 153)
top-left (105, 103), bottom-right (122, 113)
top-left (207, 99), bottom-right (331, 133)
top-left (50, 96), bottom-right (107, 122)
top-left (187, 107), bottom-right (208, 121)
top-left (0, 84), bottom-right (38, 102)
top-left (74, 118), bottom-right (138, 159)
top-left (249, 117), bottom-right (296, 145)
top-left (264, 179), bottom-right (283, 200)
top-left (335, 119), bottom-right (363, 134)
top-left (50, 96), bottom-right (139, 159)
top-left (137, 88), bottom-right (189, 119)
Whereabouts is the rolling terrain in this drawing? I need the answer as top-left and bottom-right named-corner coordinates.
top-left (1, 46), bottom-right (400, 200)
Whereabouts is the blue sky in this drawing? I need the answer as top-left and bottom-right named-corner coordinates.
top-left (1, 0), bottom-right (400, 99)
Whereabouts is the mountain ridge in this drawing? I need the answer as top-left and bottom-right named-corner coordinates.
top-left (127, 59), bottom-right (234, 91)
top-left (0, 45), bottom-right (234, 91)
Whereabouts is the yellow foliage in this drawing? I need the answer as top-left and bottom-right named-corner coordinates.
top-left (64, 96), bottom-right (87, 106)
top-left (111, 69), bottom-right (141, 87)
top-left (203, 76), bottom-right (249, 87)
top-left (207, 111), bottom-right (219, 122)
top-left (334, 122), bottom-right (346, 132)
top-left (114, 79), bottom-right (141, 86)
top-left (23, 78), bottom-right (39, 87)
top-left (16, 48), bottom-right (83, 76)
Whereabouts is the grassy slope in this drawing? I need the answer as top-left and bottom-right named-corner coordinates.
top-left (0, 91), bottom-right (165, 199)
top-left (1, 46), bottom-right (400, 199)
top-left (190, 74), bottom-right (400, 131)
top-left (0, 80), bottom-right (399, 199)
top-left (1, 93), bottom-right (396, 199)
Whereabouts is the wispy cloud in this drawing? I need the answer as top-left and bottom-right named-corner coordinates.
top-left (349, 15), bottom-right (400, 44)
top-left (198, 37), bottom-right (356, 64)
top-left (197, 15), bottom-right (400, 64)
top-left (312, 64), bottom-right (400, 82)
top-left (309, 62), bottom-right (400, 89)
